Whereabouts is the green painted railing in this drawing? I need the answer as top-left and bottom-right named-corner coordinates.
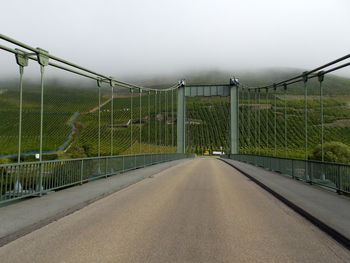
top-left (226, 154), bottom-right (350, 195)
top-left (0, 153), bottom-right (193, 204)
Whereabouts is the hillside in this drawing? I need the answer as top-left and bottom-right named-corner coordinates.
top-left (0, 68), bottom-right (350, 162)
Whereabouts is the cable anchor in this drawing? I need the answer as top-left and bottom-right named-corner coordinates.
top-left (318, 71), bottom-right (325, 82)
top-left (36, 48), bottom-right (49, 66)
top-left (15, 49), bottom-right (29, 67)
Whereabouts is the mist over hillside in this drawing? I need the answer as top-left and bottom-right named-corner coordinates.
top-left (126, 67), bottom-right (349, 88)
top-left (1, 68), bottom-right (349, 94)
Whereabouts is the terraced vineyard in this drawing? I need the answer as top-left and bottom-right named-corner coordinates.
top-left (184, 75), bottom-right (350, 160)
top-left (0, 82), bottom-right (177, 162)
top-left (238, 92), bottom-right (350, 159)
top-left (1, 71), bottom-right (350, 162)
top-left (186, 96), bottom-right (230, 154)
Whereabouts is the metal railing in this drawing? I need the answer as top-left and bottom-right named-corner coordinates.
top-left (0, 153), bottom-right (193, 204)
top-left (226, 154), bottom-right (350, 195)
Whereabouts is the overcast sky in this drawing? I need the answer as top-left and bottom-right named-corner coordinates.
top-left (1, 0), bottom-right (349, 81)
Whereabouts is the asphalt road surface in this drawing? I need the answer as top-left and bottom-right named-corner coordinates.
top-left (0, 158), bottom-right (349, 262)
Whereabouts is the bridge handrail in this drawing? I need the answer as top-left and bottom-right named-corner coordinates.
top-left (226, 154), bottom-right (350, 195)
top-left (0, 153), bottom-right (194, 204)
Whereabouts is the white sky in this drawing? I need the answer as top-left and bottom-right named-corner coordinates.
top-left (0, 0), bottom-right (349, 80)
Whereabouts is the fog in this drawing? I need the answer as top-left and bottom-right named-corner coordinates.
top-left (1, 0), bottom-right (349, 82)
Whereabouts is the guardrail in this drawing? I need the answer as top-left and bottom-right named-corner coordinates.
top-left (225, 154), bottom-right (350, 195)
top-left (0, 153), bottom-right (193, 204)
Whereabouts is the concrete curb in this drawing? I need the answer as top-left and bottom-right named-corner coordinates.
top-left (219, 158), bottom-right (350, 250)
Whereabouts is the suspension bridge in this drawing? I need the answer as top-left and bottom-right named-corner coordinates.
top-left (0, 34), bottom-right (350, 262)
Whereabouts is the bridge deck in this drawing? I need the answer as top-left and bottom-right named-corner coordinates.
top-left (0, 158), bottom-right (349, 262)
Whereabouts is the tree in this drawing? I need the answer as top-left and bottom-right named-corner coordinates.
top-left (311, 141), bottom-right (350, 164)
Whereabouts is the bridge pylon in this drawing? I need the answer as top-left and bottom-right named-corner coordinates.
top-left (176, 78), bottom-right (239, 155)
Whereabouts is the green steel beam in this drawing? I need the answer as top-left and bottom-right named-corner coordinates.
top-left (185, 85), bottom-right (230, 97)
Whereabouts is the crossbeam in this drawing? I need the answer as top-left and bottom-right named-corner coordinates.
top-left (185, 85), bottom-right (230, 97)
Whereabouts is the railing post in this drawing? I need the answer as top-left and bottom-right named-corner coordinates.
top-left (105, 157), bottom-right (108, 178)
top-left (80, 159), bottom-right (84, 185)
top-left (39, 163), bottom-right (43, 196)
top-left (309, 161), bottom-right (313, 185)
top-left (337, 165), bottom-right (342, 194)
